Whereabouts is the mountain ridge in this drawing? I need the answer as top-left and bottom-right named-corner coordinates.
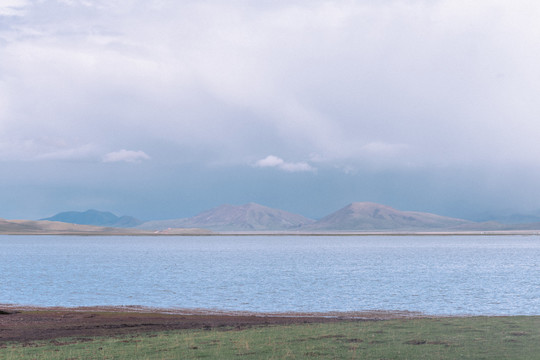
top-left (7, 201), bottom-right (540, 233)
top-left (303, 202), bottom-right (474, 231)
top-left (139, 203), bottom-right (315, 231)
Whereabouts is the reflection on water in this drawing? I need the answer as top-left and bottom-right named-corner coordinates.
top-left (1, 235), bottom-right (539, 315)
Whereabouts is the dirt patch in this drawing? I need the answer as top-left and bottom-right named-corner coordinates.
top-left (0, 306), bottom-right (424, 343)
top-left (404, 339), bottom-right (427, 345)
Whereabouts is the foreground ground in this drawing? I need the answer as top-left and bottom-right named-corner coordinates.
top-left (1, 307), bottom-right (539, 359)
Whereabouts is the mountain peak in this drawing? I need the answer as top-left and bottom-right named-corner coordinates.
top-left (41, 210), bottom-right (143, 228)
top-left (347, 202), bottom-right (394, 210)
top-left (306, 202), bottom-right (472, 231)
top-left (139, 203), bottom-right (315, 231)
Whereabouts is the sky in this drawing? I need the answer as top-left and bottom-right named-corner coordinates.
top-left (1, 0), bottom-right (540, 222)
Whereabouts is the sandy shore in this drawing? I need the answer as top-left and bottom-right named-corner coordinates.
top-left (0, 305), bottom-right (427, 343)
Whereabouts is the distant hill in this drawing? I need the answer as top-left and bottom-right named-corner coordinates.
top-left (139, 203), bottom-right (315, 231)
top-left (303, 202), bottom-right (473, 231)
top-left (0, 218), bottom-right (212, 235)
top-left (41, 210), bottom-right (143, 228)
top-left (0, 218), bottom-right (143, 234)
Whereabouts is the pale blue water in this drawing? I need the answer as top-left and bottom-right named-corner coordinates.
top-left (1, 235), bottom-right (539, 315)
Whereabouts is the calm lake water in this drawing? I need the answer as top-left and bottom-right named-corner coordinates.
top-left (1, 235), bottom-right (539, 315)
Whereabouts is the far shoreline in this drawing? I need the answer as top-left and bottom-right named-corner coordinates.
top-left (1, 304), bottom-right (431, 320)
top-left (2, 230), bottom-right (540, 236)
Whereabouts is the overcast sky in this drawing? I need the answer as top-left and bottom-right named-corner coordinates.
top-left (1, 0), bottom-right (540, 221)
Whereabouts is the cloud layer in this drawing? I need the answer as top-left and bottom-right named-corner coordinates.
top-left (1, 0), bottom-right (540, 219)
top-left (1, 0), bottom-right (539, 169)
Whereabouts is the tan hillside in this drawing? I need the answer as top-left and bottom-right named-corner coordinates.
top-left (304, 202), bottom-right (473, 231)
top-left (0, 218), bottom-right (212, 235)
top-left (140, 203), bottom-right (315, 231)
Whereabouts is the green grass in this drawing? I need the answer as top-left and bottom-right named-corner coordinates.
top-left (1, 316), bottom-right (539, 359)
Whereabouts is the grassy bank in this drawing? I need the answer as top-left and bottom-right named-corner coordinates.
top-left (1, 316), bottom-right (539, 359)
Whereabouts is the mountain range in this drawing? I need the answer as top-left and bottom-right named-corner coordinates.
top-left (4, 202), bottom-right (540, 234)
top-left (138, 202), bottom-right (477, 232)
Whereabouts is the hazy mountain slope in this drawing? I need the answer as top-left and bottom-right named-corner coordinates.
top-left (478, 212), bottom-right (540, 224)
top-left (0, 218), bottom-right (37, 233)
top-left (140, 203), bottom-right (315, 231)
top-left (42, 210), bottom-right (143, 228)
top-left (495, 222), bottom-right (540, 230)
top-left (304, 202), bottom-right (473, 231)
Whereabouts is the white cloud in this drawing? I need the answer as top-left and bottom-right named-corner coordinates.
top-left (256, 155), bottom-right (284, 168)
top-left (255, 155), bottom-right (315, 172)
top-left (0, 0), bottom-right (28, 16)
top-left (103, 149), bottom-right (150, 163)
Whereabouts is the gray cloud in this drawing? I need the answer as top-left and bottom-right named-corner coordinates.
top-left (1, 0), bottom-right (540, 218)
top-left (2, 1), bottom-right (538, 167)
top-left (0, 137), bottom-right (100, 161)
top-left (0, 0), bottom-right (28, 17)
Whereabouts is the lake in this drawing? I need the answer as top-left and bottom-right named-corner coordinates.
top-left (1, 235), bottom-right (538, 315)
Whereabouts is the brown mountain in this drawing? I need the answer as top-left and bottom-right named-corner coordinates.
top-left (304, 202), bottom-right (473, 231)
top-left (140, 203), bottom-right (315, 231)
